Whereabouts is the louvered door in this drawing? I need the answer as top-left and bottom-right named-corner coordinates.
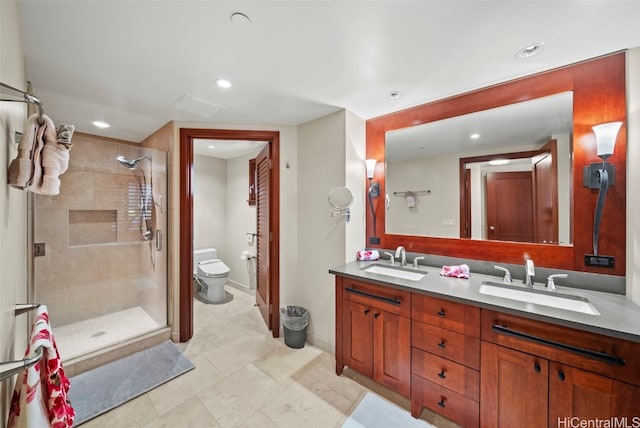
top-left (255, 143), bottom-right (271, 330)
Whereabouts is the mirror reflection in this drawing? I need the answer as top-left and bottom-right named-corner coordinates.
top-left (385, 91), bottom-right (573, 245)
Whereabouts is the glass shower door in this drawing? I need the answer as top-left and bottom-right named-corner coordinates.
top-left (31, 135), bottom-right (168, 361)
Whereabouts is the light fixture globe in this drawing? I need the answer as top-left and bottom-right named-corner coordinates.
top-left (593, 121), bottom-right (622, 159)
top-left (365, 159), bottom-right (377, 179)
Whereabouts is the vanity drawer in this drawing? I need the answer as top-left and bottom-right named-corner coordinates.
top-left (342, 278), bottom-right (411, 317)
top-left (412, 321), bottom-right (480, 370)
top-left (412, 348), bottom-right (479, 401)
top-left (412, 374), bottom-right (479, 428)
top-left (481, 310), bottom-right (640, 386)
top-left (412, 294), bottom-right (480, 338)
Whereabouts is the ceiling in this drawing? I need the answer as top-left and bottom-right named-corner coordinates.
top-left (15, 1), bottom-right (640, 143)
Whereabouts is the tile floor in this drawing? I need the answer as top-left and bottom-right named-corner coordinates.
top-left (81, 285), bottom-right (460, 428)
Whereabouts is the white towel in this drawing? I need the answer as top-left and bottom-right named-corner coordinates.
top-left (7, 305), bottom-right (75, 428)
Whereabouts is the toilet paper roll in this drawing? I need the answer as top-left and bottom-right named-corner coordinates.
top-left (241, 250), bottom-right (250, 260)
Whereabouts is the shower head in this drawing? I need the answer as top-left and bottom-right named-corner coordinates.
top-left (115, 155), bottom-right (151, 170)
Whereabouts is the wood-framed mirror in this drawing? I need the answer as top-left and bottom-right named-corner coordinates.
top-left (365, 52), bottom-right (627, 275)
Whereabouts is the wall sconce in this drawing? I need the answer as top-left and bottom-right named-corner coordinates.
top-left (365, 159), bottom-right (380, 244)
top-left (583, 121), bottom-right (622, 267)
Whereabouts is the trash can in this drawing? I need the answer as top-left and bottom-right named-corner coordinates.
top-left (280, 305), bottom-right (310, 349)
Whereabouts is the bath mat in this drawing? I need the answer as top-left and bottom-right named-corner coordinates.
top-left (342, 392), bottom-right (435, 428)
top-left (68, 340), bottom-right (194, 425)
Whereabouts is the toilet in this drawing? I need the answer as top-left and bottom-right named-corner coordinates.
top-left (193, 248), bottom-right (230, 303)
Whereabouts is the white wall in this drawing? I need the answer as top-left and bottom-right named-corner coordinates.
top-left (627, 47), bottom-right (640, 303)
top-left (226, 151), bottom-right (261, 289)
top-left (0, 0), bottom-right (29, 421)
top-left (294, 110), bottom-right (365, 352)
top-left (193, 155), bottom-right (227, 254)
top-left (296, 111), bottom-right (347, 351)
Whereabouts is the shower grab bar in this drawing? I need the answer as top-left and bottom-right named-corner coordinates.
top-left (0, 304), bottom-right (44, 382)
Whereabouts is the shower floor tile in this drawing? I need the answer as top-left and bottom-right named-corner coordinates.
top-left (54, 306), bottom-right (161, 361)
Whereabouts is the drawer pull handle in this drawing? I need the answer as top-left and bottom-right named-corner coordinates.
top-left (364, 309), bottom-right (370, 315)
top-left (345, 287), bottom-right (401, 306)
top-left (557, 370), bottom-right (566, 381)
top-left (438, 370), bottom-right (446, 379)
top-left (374, 312), bottom-right (380, 319)
top-left (438, 341), bottom-right (446, 349)
top-left (437, 398), bottom-right (446, 408)
top-left (534, 362), bottom-right (541, 373)
top-left (437, 310), bottom-right (446, 317)
top-left (492, 324), bottom-right (626, 367)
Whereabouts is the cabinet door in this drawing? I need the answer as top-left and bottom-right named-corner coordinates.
top-left (550, 363), bottom-right (640, 424)
top-left (343, 300), bottom-right (373, 376)
top-left (373, 309), bottom-right (411, 396)
top-left (481, 342), bottom-right (549, 428)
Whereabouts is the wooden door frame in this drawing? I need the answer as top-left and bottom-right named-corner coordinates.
top-left (179, 128), bottom-right (280, 341)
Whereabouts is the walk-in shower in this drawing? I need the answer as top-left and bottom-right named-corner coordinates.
top-left (31, 137), bottom-right (168, 367)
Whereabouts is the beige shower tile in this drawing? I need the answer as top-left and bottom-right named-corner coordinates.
top-left (70, 135), bottom-right (119, 174)
top-left (147, 355), bottom-right (224, 416)
top-left (34, 208), bottom-right (68, 251)
top-left (198, 364), bottom-right (282, 427)
top-left (68, 209), bottom-right (117, 246)
top-left (35, 170), bottom-right (95, 209)
top-left (69, 279), bottom-right (119, 322)
top-left (254, 342), bottom-right (323, 387)
top-left (94, 172), bottom-right (127, 210)
top-left (80, 394), bottom-right (158, 428)
top-left (260, 382), bottom-right (346, 428)
top-left (36, 287), bottom-right (72, 326)
top-left (110, 243), bottom-right (145, 278)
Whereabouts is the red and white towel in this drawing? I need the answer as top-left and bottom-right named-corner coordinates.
top-left (357, 249), bottom-right (380, 261)
top-left (7, 305), bottom-right (74, 428)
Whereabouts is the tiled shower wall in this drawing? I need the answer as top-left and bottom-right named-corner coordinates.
top-left (34, 133), bottom-right (167, 328)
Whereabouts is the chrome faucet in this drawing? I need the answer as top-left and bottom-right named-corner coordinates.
top-left (395, 246), bottom-right (407, 266)
top-left (384, 252), bottom-right (395, 266)
top-left (524, 259), bottom-right (535, 288)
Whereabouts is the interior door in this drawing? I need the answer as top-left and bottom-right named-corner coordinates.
top-left (255, 143), bottom-right (272, 331)
top-left (532, 140), bottom-right (558, 244)
top-left (486, 171), bottom-right (533, 242)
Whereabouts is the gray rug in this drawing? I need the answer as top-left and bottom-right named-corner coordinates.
top-left (69, 340), bottom-right (195, 425)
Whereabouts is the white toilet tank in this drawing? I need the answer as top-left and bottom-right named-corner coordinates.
top-left (193, 248), bottom-right (217, 274)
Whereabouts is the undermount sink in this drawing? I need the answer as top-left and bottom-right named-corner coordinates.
top-left (479, 281), bottom-right (600, 315)
top-left (361, 264), bottom-right (426, 281)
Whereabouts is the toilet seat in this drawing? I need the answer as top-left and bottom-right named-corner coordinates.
top-left (197, 259), bottom-right (230, 278)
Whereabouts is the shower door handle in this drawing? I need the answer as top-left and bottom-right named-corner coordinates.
top-left (155, 229), bottom-right (162, 252)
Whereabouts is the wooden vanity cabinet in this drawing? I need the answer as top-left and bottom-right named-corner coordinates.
top-left (411, 295), bottom-right (481, 427)
top-left (336, 276), bottom-right (411, 396)
top-left (481, 310), bottom-right (640, 427)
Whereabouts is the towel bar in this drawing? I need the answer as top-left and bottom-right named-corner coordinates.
top-left (0, 81), bottom-right (45, 123)
top-left (0, 304), bottom-right (44, 382)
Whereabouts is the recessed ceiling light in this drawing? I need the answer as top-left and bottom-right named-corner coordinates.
top-left (92, 121), bottom-right (110, 128)
top-left (489, 159), bottom-right (510, 166)
top-left (516, 43), bottom-right (544, 59)
top-left (387, 91), bottom-right (402, 100)
top-left (470, 133), bottom-right (480, 140)
top-left (216, 78), bottom-right (232, 89)
top-left (231, 12), bottom-right (251, 26)
top-left (208, 145), bottom-right (216, 149)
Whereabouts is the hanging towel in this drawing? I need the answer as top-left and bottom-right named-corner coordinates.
top-left (8, 114), bottom-right (74, 195)
top-left (7, 305), bottom-right (75, 428)
top-left (440, 264), bottom-right (470, 279)
top-left (8, 113), bottom-right (41, 190)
